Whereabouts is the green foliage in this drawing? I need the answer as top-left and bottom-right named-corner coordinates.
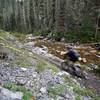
top-left (34, 30), bottom-right (43, 36)
top-left (0, 30), bottom-right (8, 38)
top-left (22, 91), bottom-right (33, 100)
top-left (52, 32), bottom-right (63, 41)
top-left (75, 95), bottom-right (81, 100)
top-left (3, 81), bottom-right (12, 90)
top-left (62, 74), bottom-right (96, 98)
top-left (48, 84), bottom-right (68, 99)
top-left (64, 16), bottom-right (97, 43)
top-left (3, 82), bottom-right (33, 100)
top-left (48, 74), bottom-right (95, 99)
top-left (65, 32), bottom-right (79, 42)
top-left (36, 61), bottom-right (46, 72)
top-left (73, 86), bottom-right (94, 97)
top-left (94, 65), bottom-right (100, 76)
top-left (92, 96), bottom-right (100, 100)
top-left (95, 31), bottom-right (100, 42)
top-left (34, 29), bottom-right (50, 37)
top-left (10, 32), bottom-right (26, 41)
top-left (15, 55), bottom-right (32, 68)
top-left (79, 16), bottom-right (95, 43)
top-left (0, 15), bottom-right (3, 28)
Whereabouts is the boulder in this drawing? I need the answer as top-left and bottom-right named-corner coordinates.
top-left (0, 46), bottom-right (14, 60)
top-left (0, 86), bottom-right (23, 100)
top-left (26, 34), bottom-right (35, 41)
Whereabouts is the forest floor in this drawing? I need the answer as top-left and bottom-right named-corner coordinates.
top-left (0, 30), bottom-right (100, 100)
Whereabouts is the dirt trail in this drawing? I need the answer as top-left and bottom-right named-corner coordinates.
top-left (38, 50), bottom-right (100, 94)
top-left (34, 40), bottom-right (100, 94)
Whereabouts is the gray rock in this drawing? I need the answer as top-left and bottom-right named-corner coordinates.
top-left (60, 89), bottom-right (75, 100)
top-left (0, 86), bottom-right (23, 100)
top-left (15, 41), bottom-right (23, 48)
top-left (21, 68), bottom-right (27, 72)
top-left (16, 77), bottom-right (27, 85)
top-left (90, 64), bottom-right (98, 70)
top-left (26, 34), bottom-right (33, 40)
top-left (57, 96), bottom-right (65, 100)
top-left (40, 87), bottom-right (47, 94)
top-left (0, 46), bottom-right (14, 61)
top-left (6, 32), bottom-right (16, 42)
top-left (24, 42), bottom-right (35, 49)
top-left (61, 37), bottom-right (66, 42)
top-left (82, 96), bottom-right (91, 100)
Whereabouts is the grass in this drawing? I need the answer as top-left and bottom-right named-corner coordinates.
top-left (75, 95), bottom-right (81, 100)
top-left (14, 53), bottom-right (33, 68)
top-left (36, 61), bottom-right (46, 72)
top-left (73, 85), bottom-right (94, 97)
top-left (3, 81), bottom-right (33, 100)
top-left (48, 84), bottom-right (67, 99)
top-left (0, 30), bottom-right (33, 68)
top-left (36, 60), bottom-right (59, 73)
top-left (10, 31), bottom-right (26, 42)
top-left (63, 74), bottom-right (94, 97)
top-left (48, 74), bottom-right (99, 99)
top-left (48, 84), bottom-right (68, 96)
top-left (0, 29), bottom-right (26, 42)
top-left (92, 96), bottom-right (100, 100)
top-left (0, 30), bottom-right (7, 38)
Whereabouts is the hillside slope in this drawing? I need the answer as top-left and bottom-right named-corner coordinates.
top-left (0, 30), bottom-right (99, 100)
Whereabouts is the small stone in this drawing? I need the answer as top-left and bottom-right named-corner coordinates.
top-left (16, 77), bottom-right (27, 85)
top-left (21, 67), bottom-right (27, 71)
top-left (61, 37), bottom-right (66, 42)
top-left (40, 87), bottom-right (47, 94)
top-left (60, 51), bottom-right (67, 56)
top-left (90, 50), bottom-right (97, 53)
top-left (56, 71), bottom-right (65, 76)
top-left (29, 52), bottom-right (33, 56)
top-left (57, 96), bottom-right (64, 100)
top-left (82, 96), bottom-right (91, 100)
top-left (78, 57), bottom-right (82, 61)
top-left (90, 64), bottom-right (98, 70)
top-left (82, 58), bottom-right (87, 63)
